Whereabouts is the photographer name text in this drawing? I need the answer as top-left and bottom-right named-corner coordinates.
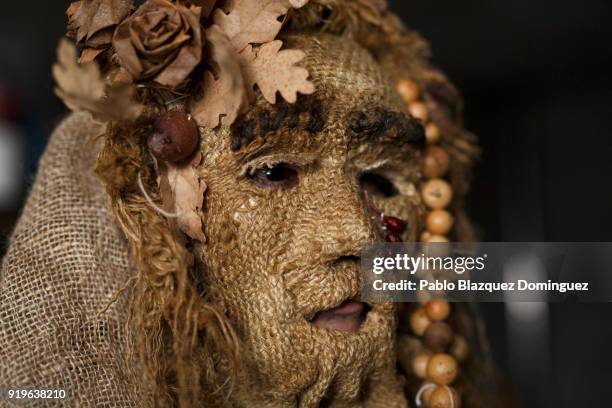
top-left (372, 279), bottom-right (589, 293)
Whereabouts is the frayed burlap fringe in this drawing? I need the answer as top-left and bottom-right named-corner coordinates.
top-left (95, 122), bottom-right (240, 407)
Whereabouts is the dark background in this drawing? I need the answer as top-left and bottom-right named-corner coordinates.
top-left (1, 1), bottom-right (611, 407)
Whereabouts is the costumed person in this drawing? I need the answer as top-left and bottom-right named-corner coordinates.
top-left (0, 0), bottom-right (502, 407)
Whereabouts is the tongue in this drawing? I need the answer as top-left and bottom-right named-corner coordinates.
top-left (311, 301), bottom-right (366, 333)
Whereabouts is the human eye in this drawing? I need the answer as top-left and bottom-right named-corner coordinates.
top-left (247, 162), bottom-right (299, 189)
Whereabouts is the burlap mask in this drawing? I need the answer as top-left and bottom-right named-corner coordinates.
top-left (1, 2), bottom-right (499, 407)
top-left (192, 33), bottom-right (424, 407)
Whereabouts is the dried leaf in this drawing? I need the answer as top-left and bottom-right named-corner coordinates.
top-left (213, 0), bottom-right (309, 52)
top-left (192, 25), bottom-right (248, 128)
top-left (78, 47), bottom-right (105, 64)
top-left (239, 40), bottom-right (315, 104)
top-left (52, 39), bottom-right (143, 122)
top-left (186, 0), bottom-right (217, 18)
top-left (67, 0), bottom-right (132, 43)
top-left (53, 39), bottom-right (104, 109)
top-left (164, 152), bottom-right (207, 242)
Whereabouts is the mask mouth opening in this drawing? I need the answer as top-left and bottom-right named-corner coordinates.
top-left (309, 299), bottom-right (372, 333)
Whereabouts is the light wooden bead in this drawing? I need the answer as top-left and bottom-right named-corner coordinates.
top-left (451, 335), bottom-right (470, 362)
top-left (396, 79), bottom-right (420, 104)
top-left (425, 123), bottom-right (442, 145)
top-left (421, 179), bottom-right (453, 209)
top-left (425, 234), bottom-right (449, 243)
top-left (423, 146), bottom-right (450, 179)
top-left (408, 101), bottom-right (429, 122)
top-left (427, 353), bottom-right (458, 385)
top-left (410, 308), bottom-right (431, 336)
top-left (425, 300), bottom-right (451, 321)
top-left (420, 231), bottom-right (433, 242)
top-left (412, 351), bottom-right (433, 379)
top-left (426, 210), bottom-right (454, 235)
top-left (429, 386), bottom-right (461, 408)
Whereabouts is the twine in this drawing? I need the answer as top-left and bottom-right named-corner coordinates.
top-left (137, 171), bottom-right (180, 218)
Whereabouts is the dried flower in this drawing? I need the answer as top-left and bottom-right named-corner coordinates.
top-left (67, 0), bottom-right (133, 62)
top-left (113, 0), bottom-right (203, 88)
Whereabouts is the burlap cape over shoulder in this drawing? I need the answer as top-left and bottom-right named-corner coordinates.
top-left (0, 113), bottom-right (144, 407)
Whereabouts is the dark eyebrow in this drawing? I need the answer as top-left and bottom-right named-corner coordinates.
top-left (230, 98), bottom-right (326, 152)
top-left (348, 108), bottom-right (425, 146)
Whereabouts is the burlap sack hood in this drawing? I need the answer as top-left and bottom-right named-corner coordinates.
top-left (1, 1), bottom-right (500, 407)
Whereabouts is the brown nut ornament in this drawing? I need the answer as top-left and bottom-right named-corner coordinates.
top-left (396, 79), bottom-right (420, 103)
top-left (418, 382), bottom-right (436, 406)
top-left (423, 321), bottom-right (455, 353)
top-left (425, 300), bottom-right (451, 321)
top-left (412, 351), bottom-right (433, 379)
top-left (422, 146), bottom-right (450, 179)
top-left (410, 308), bottom-right (432, 336)
top-left (421, 179), bottom-right (453, 209)
top-left (429, 385), bottom-right (461, 408)
top-left (427, 353), bottom-right (459, 385)
top-left (148, 108), bottom-right (199, 163)
top-left (450, 335), bottom-right (470, 362)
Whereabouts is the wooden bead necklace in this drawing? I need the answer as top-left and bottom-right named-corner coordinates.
top-left (408, 300), bottom-right (467, 408)
top-left (395, 78), bottom-right (465, 408)
top-left (396, 78), bottom-right (455, 244)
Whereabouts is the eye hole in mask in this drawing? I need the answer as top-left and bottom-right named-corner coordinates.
top-left (359, 172), bottom-right (399, 198)
top-left (248, 162), bottom-right (299, 189)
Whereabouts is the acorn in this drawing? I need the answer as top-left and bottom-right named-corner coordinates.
top-left (147, 107), bottom-right (199, 163)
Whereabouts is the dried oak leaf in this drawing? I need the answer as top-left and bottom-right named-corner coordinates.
top-left (78, 47), bottom-right (106, 64)
top-left (239, 40), bottom-right (315, 104)
top-left (213, 0), bottom-right (309, 52)
top-left (192, 25), bottom-right (248, 128)
top-left (67, 0), bottom-right (132, 44)
top-left (184, 0), bottom-right (218, 18)
top-left (163, 152), bottom-right (207, 242)
top-left (52, 39), bottom-right (143, 122)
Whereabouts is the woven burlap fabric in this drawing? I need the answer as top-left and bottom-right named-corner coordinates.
top-left (0, 30), bottom-right (494, 406)
top-left (193, 34), bottom-right (410, 407)
top-left (0, 113), bottom-right (140, 407)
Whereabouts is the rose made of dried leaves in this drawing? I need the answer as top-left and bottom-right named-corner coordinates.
top-left (113, 0), bottom-right (203, 88)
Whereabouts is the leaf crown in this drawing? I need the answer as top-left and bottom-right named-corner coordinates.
top-left (55, 0), bottom-right (325, 128)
